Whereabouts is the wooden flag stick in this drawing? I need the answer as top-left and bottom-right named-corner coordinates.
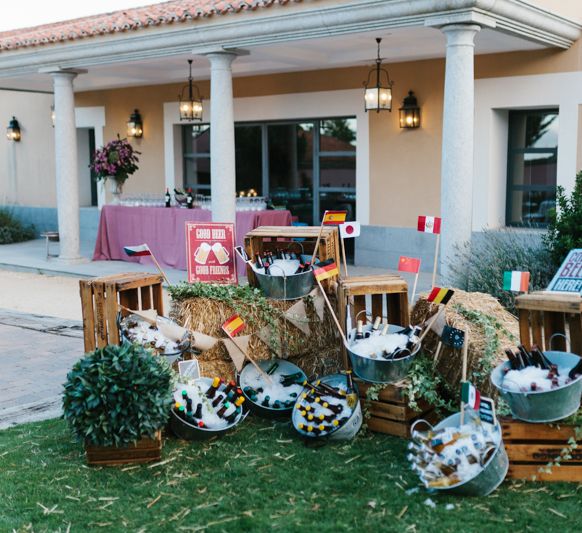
top-left (340, 235), bottom-right (349, 278)
top-left (417, 305), bottom-right (444, 345)
top-left (433, 340), bottom-right (443, 368)
top-left (431, 233), bottom-right (440, 289)
top-left (411, 271), bottom-right (419, 305)
top-left (460, 330), bottom-right (469, 425)
top-left (229, 335), bottom-right (273, 385)
top-left (310, 219), bottom-right (326, 265)
top-left (148, 249), bottom-right (171, 286)
top-left (315, 278), bottom-right (348, 348)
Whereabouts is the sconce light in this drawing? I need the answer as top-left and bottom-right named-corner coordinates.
top-left (399, 91), bottom-right (421, 129)
top-left (178, 59), bottom-right (203, 121)
top-left (363, 38), bottom-right (394, 113)
top-left (6, 116), bottom-right (21, 141)
top-left (127, 109), bottom-right (144, 138)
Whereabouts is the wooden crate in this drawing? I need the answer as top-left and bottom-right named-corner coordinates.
top-left (85, 431), bottom-right (162, 466)
top-left (243, 226), bottom-right (340, 288)
top-left (79, 273), bottom-right (164, 353)
top-left (356, 379), bottom-right (437, 438)
top-left (515, 292), bottom-right (582, 353)
top-left (338, 275), bottom-right (409, 368)
top-left (501, 417), bottom-right (582, 482)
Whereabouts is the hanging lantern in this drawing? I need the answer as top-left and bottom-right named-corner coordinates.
top-left (126, 109), bottom-right (144, 138)
top-left (399, 91), bottom-right (421, 129)
top-left (363, 38), bottom-right (393, 113)
top-left (6, 116), bottom-right (21, 141)
top-left (178, 59), bottom-right (203, 121)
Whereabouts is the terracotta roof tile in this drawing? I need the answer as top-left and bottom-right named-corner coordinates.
top-left (0, 0), bottom-right (301, 52)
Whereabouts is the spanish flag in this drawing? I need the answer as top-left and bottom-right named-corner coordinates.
top-left (427, 287), bottom-right (454, 305)
top-left (322, 210), bottom-right (348, 225)
top-left (222, 314), bottom-right (245, 337)
top-left (313, 261), bottom-right (339, 282)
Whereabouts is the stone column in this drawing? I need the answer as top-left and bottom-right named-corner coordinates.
top-left (206, 51), bottom-right (239, 223)
top-left (439, 24), bottom-right (480, 281)
top-left (50, 69), bottom-right (85, 261)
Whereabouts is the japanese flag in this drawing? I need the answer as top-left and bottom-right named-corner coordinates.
top-left (339, 221), bottom-right (361, 239)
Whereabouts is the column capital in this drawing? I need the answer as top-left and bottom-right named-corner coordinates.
top-left (39, 67), bottom-right (87, 78)
top-left (440, 24), bottom-right (481, 46)
top-left (199, 47), bottom-right (249, 68)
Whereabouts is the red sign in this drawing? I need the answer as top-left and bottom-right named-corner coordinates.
top-left (186, 222), bottom-right (237, 284)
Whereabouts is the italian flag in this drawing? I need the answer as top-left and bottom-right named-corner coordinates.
top-left (222, 314), bottom-right (245, 337)
top-left (123, 244), bottom-right (151, 257)
top-left (417, 215), bottom-right (441, 234)
top-left (461, 381), bottom-right (481, 410)
top-left (503, 271), bottom-right (530, 292)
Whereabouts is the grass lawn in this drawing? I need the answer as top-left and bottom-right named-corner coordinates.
top-left (0, 416), bottom-right (581, 532)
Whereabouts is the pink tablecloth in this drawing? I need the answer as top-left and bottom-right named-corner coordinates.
top-left (92, 206), bottom-right (292, 275)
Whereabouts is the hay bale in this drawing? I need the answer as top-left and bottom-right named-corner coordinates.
top-left (411, 289), bottom-right (519, 398)
top-left (171, 294), bottom-right (343, 381)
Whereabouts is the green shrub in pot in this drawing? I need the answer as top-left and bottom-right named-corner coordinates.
top-left (62, 343), bottom-right (174, 447)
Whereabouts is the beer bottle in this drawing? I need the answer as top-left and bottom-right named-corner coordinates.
top-left (316, 380), bottom-right (344, 399)
top-left (273, 400), bottom-right (282, 409)
top-left (345, 370), bottom-right (355, 392)
top-left (264, 261), bottom-right (271, 275)
top-left (225, 391), bottom-right (236, 403)
top-left (280, 371), bottom-right (304, 386)
top-left (217, 402), bottom-right (231, 418)
top-left (504, 349), bottom-right (520, 370)
top-left (517, 345), bottom-right (533, 367)
top-left (380, 323), bottom-right (389, 336)
top-left (255, 254), bottom-right (264, 269)
top-left (532, 345), bottom-right (553, 370)
top-left (205, 377), bottom-right (221, 399)
top-left (323, 402), bottom-right (343, 415)
top-left (177, 405), bottom-right (187, 420)
top-left (299, 410), bottom-right (307, 418)
top-left (283, 400), bottom-right (294, 408)
top-left (194, 403), bottom-right (203, 419)
top-left (294, 262), bottom-right (305, 274)
top-left (211, 394), bottom-right (225, 408)
top-left (355, 320), bottom-right (364, 340)
top-left (223, 380), bottom-right (236, 395)
top-left (307, 413), bottom-right (314, 422)
top-left (186, 398), bottom-right (193, 413)
top-left (371, 317), bottom-right (382, 335)
top-left (289, 392), bottom-right (298, 398)
top-left (302, 261), bottom-right (312, 272)
top-left (262, 395), bottom-right (271, 407)
top-left (165, 188), bottom-right (171, 207)
top-left (243, 386), bottom-right (258, 400)
top-left (181, 390), bottom-right (189, 401)
top-left (568, 358), bottom-right (582, 380)
top-left (266, 361), bottom-right (280, 375)
top-left (197, 420), bottom-right (206, 428)
top-left (174, 401), bottom-right (182, 410)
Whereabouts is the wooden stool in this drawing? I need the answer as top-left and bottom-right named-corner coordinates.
top-left (40, 231), bottom-right (59, 259)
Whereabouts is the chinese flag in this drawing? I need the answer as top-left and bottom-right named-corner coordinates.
top-left (398, 256), bottom-right (421, 274)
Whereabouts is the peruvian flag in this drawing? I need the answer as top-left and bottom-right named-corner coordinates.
top-left (339, 221), bottom-right (361, 239)
top-left (417, 215), bottom-right (441, 234)
top-left (461, 382), bottom-right (481, 410)
top-left (124, 244), bottom-right (151, 257)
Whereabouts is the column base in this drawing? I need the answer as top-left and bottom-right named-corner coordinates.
top-left (55, 255), bottom-right (89, 265)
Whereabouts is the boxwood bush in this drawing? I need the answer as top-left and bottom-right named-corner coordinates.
top-left (0, 209), bottom-right (35, 244)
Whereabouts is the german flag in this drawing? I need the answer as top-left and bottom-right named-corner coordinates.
top-left (313, 261), bottom-right (339, 282)
top-left (222, 314), bottom-right (245, 337)
top-left (322, 210), bottom-right (347, 225)
top-left (427, 287), bottom-right (454, 305)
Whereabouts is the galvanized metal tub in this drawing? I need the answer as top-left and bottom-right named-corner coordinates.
top-left (253, 260), bottom-right (314, 300)
top-left (346, 324), bottom-right (420, 384)
top-left (411, 412), bottom-right (508, 497)
top-left (169, 378), bottom-right (246, 441)
top-left (292, 373), bottom-right (363, 441)
top-left (490, 351), bottom-right (582, 423)
top-left (238, 358), bottom-right (307, 418)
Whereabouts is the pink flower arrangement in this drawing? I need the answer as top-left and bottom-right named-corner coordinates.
top-left (91, 137), bottom-right (140, 184)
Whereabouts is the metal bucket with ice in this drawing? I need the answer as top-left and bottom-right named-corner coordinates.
top-left (291, 373), bottom-right (363, 441)
top-left (169, 378), bottom-right (246, 441)
top-left (410, 412), bottom-right (509, 497)
top-left (346, 324), bottom-right (420, 384)
top-left (238, 359), bottom-right (307, 418)
top-left (490, 350), bottom-right (582, 423)
top-left (253, 260), bottom-right (314, 300)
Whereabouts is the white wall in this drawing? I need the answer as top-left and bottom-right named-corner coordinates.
top-left (474, 71), bottom-right (582, 230)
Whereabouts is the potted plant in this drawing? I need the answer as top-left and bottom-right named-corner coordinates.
top-left (90, 137), bottom-right (140, 203)
top-left (62, 343), bottom-right (174, 465)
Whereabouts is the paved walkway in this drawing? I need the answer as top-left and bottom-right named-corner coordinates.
top-left (0, 310), bottom-right (83, 429)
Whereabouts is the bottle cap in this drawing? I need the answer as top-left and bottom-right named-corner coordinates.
top-left (319, 424), bottom-right (325, 431)
top-left (178, 406), bottom-right (185, 412)
top-left (175, 402), bottom-right (182, 409)
top-left (235, 397), bottom-right (245, 407)
top-left (198, 421), bottom-right (205, 428)
top-left (181, 390), bottom-right (188, 397)
top-left (298, 423), bottom-right (304, 430)
top-left (300, 410), bottom-right (307, 417)
top-left (307, 425), bottom-right (313, 432)
top-left (307, 414), bottom-right (314, 421)
top-left (212, 377), bottom-right (220, 387)
top-left (332, 420), bottom-right (339, 427)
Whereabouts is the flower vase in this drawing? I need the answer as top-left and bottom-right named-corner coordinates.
top-left (108, 179), bottom-right (123, 204)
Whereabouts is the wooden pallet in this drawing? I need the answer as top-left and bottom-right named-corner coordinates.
top-left (85, 431), bottom-right (162, 466)
top-left (243, 226), bottom-right (340, 289)
top-left (515, 292), bottom-right (582, 353)
top-left (338, 275), bottom-right (409, 367)
top-left (79, 273), bottom-right (164, 353)
top-left (501, 417), bottom-right (582, 482)
top-left (356, 379), bottom-right (436, 438)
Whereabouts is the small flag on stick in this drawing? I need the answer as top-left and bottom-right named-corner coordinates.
top-left (417, 215), bottom-right (441, 234)
top-left (124, 244), bottom-right (151, 257)
top-left (322, 210), bottom-right (347, 225)
top-left (461, 381), bottom-right (481, 410)
top-left (503, 271), bottom-right (530, 292)
top-left (441, 326), bottom-right (465, 349)
top-left (313, 261), bottom-right (339, 282)
top-left (427, 287), bottom-right (454, 305)
top-left (222, 314), bottom-right (245, 337)
top-left (398, 256), bottom-right (421, 274)
top-left (339, 221), bottom-right (361, 239)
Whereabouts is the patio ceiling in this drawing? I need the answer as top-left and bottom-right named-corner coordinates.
top-left (0, 25), bottom-right (546, 93)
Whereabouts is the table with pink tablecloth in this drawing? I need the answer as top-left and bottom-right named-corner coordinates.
top-left (92, 206), bottom-right (292, 276)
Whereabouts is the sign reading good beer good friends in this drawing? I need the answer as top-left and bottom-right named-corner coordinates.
top-left (186, 222), bottom-right (237, 284)
top-left (547, 249), bottom-right (582, 294)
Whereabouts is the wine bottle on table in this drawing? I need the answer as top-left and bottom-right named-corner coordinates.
top-left (165, 188), bottom-right (171, 207)
top-left (186, 188), bottom-right (194, 209)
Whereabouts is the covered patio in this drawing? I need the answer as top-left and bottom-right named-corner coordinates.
top-left (0, 0), bottom-right (579, 278)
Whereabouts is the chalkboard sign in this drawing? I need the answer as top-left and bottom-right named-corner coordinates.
top-left (548, 249), bottom-right (582, 294)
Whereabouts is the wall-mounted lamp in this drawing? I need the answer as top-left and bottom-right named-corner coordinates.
top-left (178, 59), bottom-right (203, 121)
top-left (127, 109), bottom-right (143, 138)
top-left (6, 116), bottom-right (21, 141)
top-left (399, 90), bottom-right (421, 129)
top-left (363, 38), bottom-right (394, 113)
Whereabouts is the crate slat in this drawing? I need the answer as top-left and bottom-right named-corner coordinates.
top-left (85, 432), bottom-right (162, 466)
top-left (508, 464), bottom-right (582, 482)
top-left (501, 419), bottom-right (579, 441)
top-left (506, 444), bottom-right (582, 463)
